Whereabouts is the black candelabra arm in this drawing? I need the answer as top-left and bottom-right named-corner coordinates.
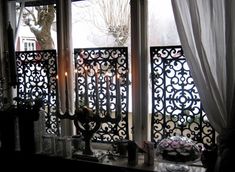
top-left (56, 108), bottom-right (75, 120)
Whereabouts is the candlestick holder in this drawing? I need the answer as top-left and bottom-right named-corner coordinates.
top-left (74, 106), bottom-right (101, 155)
top-left (71, 106), bottom-right (109, 162)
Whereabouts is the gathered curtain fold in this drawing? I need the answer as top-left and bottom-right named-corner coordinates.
top-left (171, 0), bottom-right (235, 171)
top-left (171, 0), bottom-right (235, 134)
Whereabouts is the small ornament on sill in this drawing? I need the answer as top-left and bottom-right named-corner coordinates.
top-left (128, 141), bottom-right (138, 166)
top-left (71, 134), bottom-right (84, 154)
top-left (54, 136), bottom-right (72, 158)
top-left (156, 135), bottom-right (202, 163)
top-left (143, 141), bottom-right (155, 166)
top-left (115, 139), bottom-right (128, 157)
top-left (42, 134), bottom-right (56, 155)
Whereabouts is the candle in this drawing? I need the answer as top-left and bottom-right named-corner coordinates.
top-left (75, 69), bottom-right (79, 109)
top-left (95, 69), bottom-right (99, 115)
top-left (116, 74), bottom-right (121, 117)
top-left (56, 74), bottom-right (59, 107)
top-left (84, 66), bottom-right (89, 106)
top-left (105, 73), bottom-right (110, 117)
top-left (65, 72), bottom-right (69, 111)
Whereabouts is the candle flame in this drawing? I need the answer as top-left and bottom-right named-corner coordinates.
top-left (56, 75), bottom-right (59, 79)
top-left (117, 73), bottom-right (120, 79)
top-left (65, 72), bottom-right (68, 76)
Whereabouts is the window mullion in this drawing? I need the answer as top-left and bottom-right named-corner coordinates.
top-left (130, 0), bottom-right (149, 144)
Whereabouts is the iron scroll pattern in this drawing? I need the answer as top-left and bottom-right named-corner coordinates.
top-left (16, 50), bottom-right (58, 135)
top-left (74, 47), bottom-right (129, 143)
top-left (150, 46), bottom-right (216, 148)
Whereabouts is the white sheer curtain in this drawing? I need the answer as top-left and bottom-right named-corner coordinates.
top-left (171, 1), bottom-right (235, 171)
top-left (171, 0), bottom-right (235, 134)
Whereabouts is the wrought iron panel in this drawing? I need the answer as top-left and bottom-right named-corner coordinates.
top-left (16, 50), bottom-right (58, 134)
top-left (74, 47), bottom-right (129, 143)
top-left (150, 46), bottom-right (216, 147)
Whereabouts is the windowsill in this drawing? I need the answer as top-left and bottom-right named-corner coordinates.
top-left (92, 153), bottom-right (206, 172)
top-left (3, 151), bottom-right (206, 172)
top-left (0, 149), bottom-right (206, 171)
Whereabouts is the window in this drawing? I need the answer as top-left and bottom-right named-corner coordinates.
top-left (72, 0), bottom-right (131, 142)
top-left (15, 2), bottom-right (58, 134)
top-left (150, 46), bottom-right (216, 147)
top-left (22, 38), bottom-right (36, 51)
top-left (148, 0), bottom-right (215, 147)
top-left (13, 0), bottom-right (215, 148)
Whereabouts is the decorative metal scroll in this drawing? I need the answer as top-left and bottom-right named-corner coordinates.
top-left (74, 47), bottom-right (129, 143)
top-left (16, 50), bottom-right (58, 134)
top-left (150, 46), bottom-right (216, 147)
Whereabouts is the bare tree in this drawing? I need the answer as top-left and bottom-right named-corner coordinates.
top-left (91, 0), bottom-right (130, 46)
top-left (21, 5), bottom-right (55, 50)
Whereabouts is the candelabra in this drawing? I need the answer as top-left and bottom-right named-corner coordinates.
top-left (72, 107), bottom-right (122, 162)
top-left (56, 67), bottom-right (123, 161)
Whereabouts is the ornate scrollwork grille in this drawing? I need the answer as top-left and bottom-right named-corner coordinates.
top-left (150, 46), bottom-right (216, 147)
top-left (74, 47), bottom-right (129, 142)
top-left (16, 50), bottom-right (58, 134)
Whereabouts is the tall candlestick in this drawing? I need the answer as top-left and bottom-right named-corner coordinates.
top-left (116, 74), bottom-right (121, 117)
top-left (105, 73), bottom-right (110, 117)
top-left (65, 72), bottom-right (69, 111)
top-left (84, 66), bottom-right (89, 106)
top-left (95, 69), bottom-right (99, 115)
top-left (75, 69), bottom-right (79, 109)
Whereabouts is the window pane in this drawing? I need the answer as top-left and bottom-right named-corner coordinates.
top-left (72, 0), bottom-right (131, 142)
top-left (16, 3), bottom-right (57, 51)
top-left (148, 0), bottom-right (180, 46)
top-left (72, 0), bottom-right (130, 48)
top-left (15, 2), bottom-right (58, 135)
top-left (148, 0), bottom-right (215, 147)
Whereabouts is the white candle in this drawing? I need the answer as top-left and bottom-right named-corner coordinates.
top-left (105, 73), bottom-right (110, 116)
top-left (95, 69), bottom-right (99, 115)
top-left (84, 66), bottom-right (89, 106)
top-left (75, 69), bottom-right (79, 109)
top-left (116, 74), bottom-right (121, 117)
top-left (56, 74), bottom-right (59, 107)
top-left (65, 72), bottom-right (69, 111)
